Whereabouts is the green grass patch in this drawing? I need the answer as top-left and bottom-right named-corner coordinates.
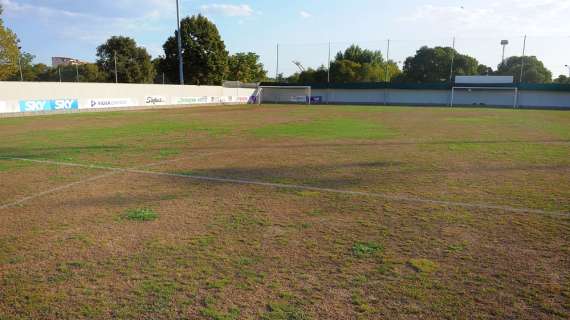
top-left (352, 242), bottom-right (383, 258)
top-left (408, 258), bottom-right (439, 274)
top-left (122, 208), bottom-right (159, 222)
top-left (252, 118), bottom-right (396, 140)
top-left (261, 302), bottom-right (309, 320)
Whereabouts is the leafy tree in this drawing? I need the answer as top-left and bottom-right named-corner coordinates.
top-left (161, 14), bottom-right (228, 85)
top-left (288, 45), bottom-right (401, 83)
top-left (289, 66), bottom-right (329, 83)
top-left (496, 56), bottom-right (552, 83)
top-left (7, 52), bottom-right (34, 81)
top-left (0, 5), bottom-right (20, 80)
top-left (477, 64), bottom-right (493, 75)
top-left (96, 36), bottom-right (155, 83)
top-left (400, 46), bottom-right (478, 83)
top-left (226, 52), bottom-right (267, 82)
top-left (554, 75), bottom-right (570, 84)
top-left (78, 63), bottom-right (105, 82)
top-left (335, 45), bottom-right (383, 65)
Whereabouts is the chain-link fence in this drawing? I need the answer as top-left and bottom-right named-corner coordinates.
top-left (267, 35), bottom-right (570, 84)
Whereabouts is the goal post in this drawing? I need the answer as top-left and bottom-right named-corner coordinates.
top-left (451, 86), bottom-right (519, 109)
top-left (257, 86), bottom-right (312, 105)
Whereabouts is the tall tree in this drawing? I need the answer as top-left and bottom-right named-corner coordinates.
top-left (8, 52), bottom-right (34, 81)
top-left (335, 45), bottom-right (383, 65)
top-left (477, 64), bottom-right (493, 75)
top-left (161, 14), bottom-right (228, 85)
top-left (0, 5), bottom-right (20, 80)
top-left (554, 75), bottom-right (570, 84)
top-left (496, 56), bottom-right (552, 83)
top-left (226, 52), bottom-right (267, 83)
top-left (96, 36), bottom-right (155, 83)
top-left (288, 45), bottom-right (401, 83)
top-left (400, 46), bottom-right (479, 83)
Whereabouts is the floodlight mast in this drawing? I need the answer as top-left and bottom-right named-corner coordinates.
top-left (176, 0), bottom-right (184, 85)
top-left (292, 61), bottom-right (305, 72)
top-left (501, 40), bottom-right (509, 66)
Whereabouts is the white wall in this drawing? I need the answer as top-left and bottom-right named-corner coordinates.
top-left (262, 87), bottom-right (570, 109)
top-left (0, 82), bottom-right (256, 115)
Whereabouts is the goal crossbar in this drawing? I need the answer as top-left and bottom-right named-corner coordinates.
top-left (451, 86), bottom-right (519, 109)
top-left (257, 86), bottom-right (312, 105)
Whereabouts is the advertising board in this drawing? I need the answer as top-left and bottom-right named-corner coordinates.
top-left (19, 99), bottom-right (79, 112)
top-left (84, 98), bottom-right (135, 109)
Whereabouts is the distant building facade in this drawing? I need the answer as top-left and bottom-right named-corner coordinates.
top-left (51, 57), bottom-right (89, 68)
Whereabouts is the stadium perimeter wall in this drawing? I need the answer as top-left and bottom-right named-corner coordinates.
top-left (0, 82), bottom-right (256, 116)
top-left (260, 83), bottom-right (570, 109)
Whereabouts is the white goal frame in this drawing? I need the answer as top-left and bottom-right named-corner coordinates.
top-left (451, 86), bottom-right (519, 109)
top-left (257, 86), bottom-right (312, 105)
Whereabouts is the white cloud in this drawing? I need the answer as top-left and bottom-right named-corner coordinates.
top-left (299, 11), bottom-right (312, 19)
top-left (0, 0), bottom-right (165, 49)
top-left (403, 1), bottom-right (570, 36)
top-left (200, 4), bottom-right (254, 17)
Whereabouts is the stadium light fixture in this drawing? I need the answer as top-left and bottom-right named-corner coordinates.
top-left (500, 40), bottom-right (509, 66)
top-left (176, 0), bottom-right (184, 85)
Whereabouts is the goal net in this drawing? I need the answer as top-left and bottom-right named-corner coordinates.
top-left (451, 86), bottom-right (519, 109)
top-left (256, 86), bottom-right (312, 105)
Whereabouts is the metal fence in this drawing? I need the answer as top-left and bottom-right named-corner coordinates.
top-left (269, 35), bottom-right (570, 83)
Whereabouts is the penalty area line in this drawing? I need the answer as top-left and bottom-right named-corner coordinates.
top-left (1, 157), bottom-right (568, 217)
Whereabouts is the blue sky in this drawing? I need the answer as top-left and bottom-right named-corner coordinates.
top-left (2, 0), bottom-right (570, 77)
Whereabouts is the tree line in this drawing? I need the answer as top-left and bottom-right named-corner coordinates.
top-left (290, 45), bottom-right (565, 84)
top-left (0, 6), bottom-right (568, 85)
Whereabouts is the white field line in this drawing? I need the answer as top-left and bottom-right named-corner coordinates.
top-left (0, 152), bottom-right (232, 210)
top-left (2, 157), bottom-right (568, 217)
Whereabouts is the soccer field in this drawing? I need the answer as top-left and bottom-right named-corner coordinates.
top-left (0, 105), bottom-right (569, 319)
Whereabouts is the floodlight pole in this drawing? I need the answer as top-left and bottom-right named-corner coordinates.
top-left (176, 0), bottom-right (184, 85)
top-left (449, 37), bottom-right (456, 83)
top-left (58, 66), bottom-right (62, 82)
top-left (276, 43), bottom-right (279, 81)
top-left (501, 40), bottom-right (509, 67)
top-left (76, 64), bottom-right (79, 82)
top-left (384, 39), bottom-right (390, 106)
top-left (327, 41), bottom-right (331, 83)
top-left (519, 35), bottom-right (527, 84)
top-left (114, 51), bottom-right (119, 83)
top-left (18, 55), bottom-right (23, 81)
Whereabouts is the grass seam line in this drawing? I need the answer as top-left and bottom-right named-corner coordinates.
top-left (0, 152), bottom-right (233, 210)
top-left (1, 156), bottom-right (567, 217)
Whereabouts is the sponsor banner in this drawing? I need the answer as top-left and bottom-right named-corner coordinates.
top-left (19, 99), bottom-right (79, 112)
top-left (236, 96), bottom-right (250, 103)
top-left (209, 96), bottom-right (221, 104)
top-left (220, 96), bottom-right (239, 103)
top-left (84, 98), bottom-right (135, 109)
top-left (310, 96), bottom-right (323, 104)
top-left (144, 96), bottom-right (168, 106)
top-left (172, 96), bottom-right (209, 105)
top-left (290, 96), bottom-right (308, 103)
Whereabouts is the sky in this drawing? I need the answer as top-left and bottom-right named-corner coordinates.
top-left (1, 0), bottom-right (570, 78)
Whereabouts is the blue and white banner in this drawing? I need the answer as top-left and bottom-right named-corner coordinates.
top-left (84, 98), bottom-right (135, 109)
top-left (19, 99), bottom-right (79, 112)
